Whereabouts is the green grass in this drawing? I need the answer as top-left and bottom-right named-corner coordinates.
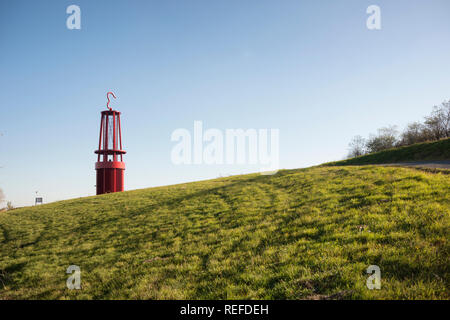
top-left (0, 166), bottom-right (449, 299)
top-left (325, 138), bottom-right (450, 166)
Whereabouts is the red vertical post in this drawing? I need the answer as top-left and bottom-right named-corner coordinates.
top-left (118, 115), bottom-right (123, 161)
top-left (113, 111), bottom-right (116, 162)
top-left (97, 114), bottom-right (103, 162)
top-left (105, 114), bottom-right (109, 151)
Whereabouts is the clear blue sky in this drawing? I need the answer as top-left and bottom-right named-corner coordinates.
top-left (1, 0), bottom-right (449, 206)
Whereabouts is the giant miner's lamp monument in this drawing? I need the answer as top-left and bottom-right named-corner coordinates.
top-left (95, 92), bottom-right (126, 195)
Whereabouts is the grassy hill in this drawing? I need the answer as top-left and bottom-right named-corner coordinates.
top-left (0, 166), bottom-right (449, 299)
top-left (325, 138), bottom-right (450, 166)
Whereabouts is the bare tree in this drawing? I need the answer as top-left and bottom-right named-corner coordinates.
top-left (346, 99), bottom-right (449, 156)
top-left (6, 201), bottom-right (13, 210)
top-left (347, 135), bottom-right (366, 158)
top-left (442, 100), bottom-right (450, 138)
top-left (399, 122), bottom-right (429, 146)
top-left (424, 102), bottom-right (449, 140)
top-left (0, 189), bottom-right (5, 212)
top-left (366, 126), bottom-right (399, 153)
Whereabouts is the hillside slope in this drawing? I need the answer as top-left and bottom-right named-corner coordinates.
top-left (0, 166), bottom-right (449, 299)
top-left (326, 138), bottom-right (450, 166)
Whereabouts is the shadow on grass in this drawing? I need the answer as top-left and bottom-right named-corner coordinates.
top-left (0, 262), bottom-right (27, 289)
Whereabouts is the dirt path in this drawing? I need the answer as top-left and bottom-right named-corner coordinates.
top-left (380, 161), bottom-right (450, 169)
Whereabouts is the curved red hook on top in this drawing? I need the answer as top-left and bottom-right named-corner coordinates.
top-left (106, 92), bottom-right (117, 110)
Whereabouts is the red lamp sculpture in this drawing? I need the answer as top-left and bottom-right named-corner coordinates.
top-left (95, 92), bottom-right (126, 195)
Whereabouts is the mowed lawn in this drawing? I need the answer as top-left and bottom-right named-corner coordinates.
top-left (0, 166), bottom-right (449, 299)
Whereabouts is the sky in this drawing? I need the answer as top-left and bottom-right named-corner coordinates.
top-left (1, 0), bottom-right (449, 207)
